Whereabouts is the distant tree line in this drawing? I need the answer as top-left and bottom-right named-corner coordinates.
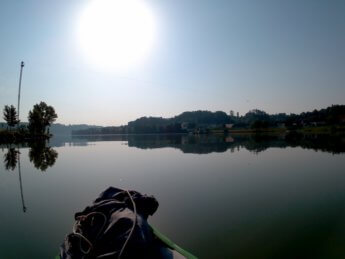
top-left (226, 105), bottom-right (345, 130)
top-left (73, 111), bottom-right (232, 135)
top-left (72, 105), bottom-right (345, 135)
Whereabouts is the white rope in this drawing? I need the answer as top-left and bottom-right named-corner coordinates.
top-left (73, 211), bottom-right (107, 255)
top-left (118, 190), bottom-right (137, 259)
top-left (73, 189), bottom-right (137, 259)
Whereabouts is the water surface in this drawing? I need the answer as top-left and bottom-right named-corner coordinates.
top-left (1, 134), bottom-right (345, 258)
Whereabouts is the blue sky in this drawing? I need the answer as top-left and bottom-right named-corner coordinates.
top-left (1, 0), bottom-right (344, 125)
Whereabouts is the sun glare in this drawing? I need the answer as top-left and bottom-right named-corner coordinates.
top-left (77, 0), bottom-right (156, 71)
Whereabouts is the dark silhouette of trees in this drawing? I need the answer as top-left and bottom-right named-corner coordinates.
top-left (243, 109), bottom-right (270, 124)
top-left (28, 141), bottom-right (58, 171)
top-left (251, 120), bottom-right (269, 130)
top-left (173, 110), bottom-right (230, 125)
top-left (3, 147), bottom-right (19, 170)
top-left (73, 105), bottom-right (345, 135)
top-left (28, 102), bottom-right (57, 135)
top-left (3, 105), bottom-right (19, 130)
top-left (230, 110), bottom-right (235, 117)
top-left (125, 110), bottom-right (231, 133)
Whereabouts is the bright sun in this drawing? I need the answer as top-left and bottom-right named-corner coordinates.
top-left (77, 0), bottom-right (156, 71)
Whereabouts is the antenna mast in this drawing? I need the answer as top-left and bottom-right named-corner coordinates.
top-left (17, 61), bottom-right (25, 122)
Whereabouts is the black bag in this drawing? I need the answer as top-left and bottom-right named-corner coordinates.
top-left (60, 187), bottom-right (165, 259)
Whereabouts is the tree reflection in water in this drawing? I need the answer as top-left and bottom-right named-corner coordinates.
top-left (28, 141), bottom-right (58, 172)
top-left (2, 142), bottom-right (58, 213)
top-left (72, 133), bottom-right (345, 155)
top-left (2, 146), bottom-right (27, 212)
top-left (3, 147), bottom-right (19, 171)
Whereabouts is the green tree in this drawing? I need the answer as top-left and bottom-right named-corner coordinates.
top-left (3, 105), bottom-right (19, 130)
top-left (28, 102), bottom-right (58, 135)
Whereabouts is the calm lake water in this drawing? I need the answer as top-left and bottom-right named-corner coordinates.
top-left (1, 133), bottom-right (345, 258)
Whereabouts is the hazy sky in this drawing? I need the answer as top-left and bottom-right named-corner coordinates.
top-left (1, 0), bottom-right (344, 126)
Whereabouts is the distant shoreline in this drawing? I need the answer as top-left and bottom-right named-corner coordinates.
top-left (226, 125), bottom-right (345, 134)
top-left (70, 125), bottom-right (345, 136)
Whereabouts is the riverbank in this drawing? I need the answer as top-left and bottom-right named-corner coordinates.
top-left (225, 125), bottom-right (345, 134)
top-left (0, 129), bottom-right (51, 143)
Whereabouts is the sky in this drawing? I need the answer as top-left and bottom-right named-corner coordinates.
top-left (0, 0), bottom-right (344, 126)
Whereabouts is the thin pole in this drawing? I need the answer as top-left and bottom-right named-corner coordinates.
top-left (17, 61), bottom-right (25, 122)
top-left (18, 150), bottom-right (27, 213)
